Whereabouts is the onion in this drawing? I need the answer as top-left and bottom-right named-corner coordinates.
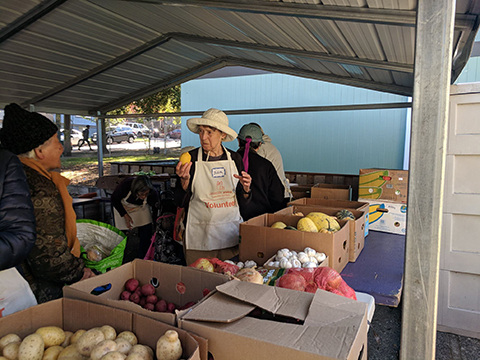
top-left (235, 267), bottom-right (263, 284)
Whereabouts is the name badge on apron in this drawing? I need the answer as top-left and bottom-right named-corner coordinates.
top-left (185, 147), bottom-right (243, 251)
top-left (113, 191), bottom-right (152, 230)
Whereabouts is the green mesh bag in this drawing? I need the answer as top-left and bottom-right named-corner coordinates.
top-left (76, 219), bottom-right (127, 273)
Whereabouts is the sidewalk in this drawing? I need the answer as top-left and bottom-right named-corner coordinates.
top-left (368, 303), bottom-right (480, 359)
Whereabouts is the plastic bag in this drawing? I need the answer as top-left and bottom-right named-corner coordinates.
top-left (275, 267), bottom-right (357, 300)
top-left (77, 219), bottom-right (127, 273)
top-left (0, 267), bottom-right (37, 317)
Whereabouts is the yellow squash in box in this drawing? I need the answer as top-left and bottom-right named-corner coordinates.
top-left (297, 217), bottom-right (318, 232)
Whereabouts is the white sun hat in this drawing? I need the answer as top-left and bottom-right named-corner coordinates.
top-left (187, 108), bottom-right (238, 142)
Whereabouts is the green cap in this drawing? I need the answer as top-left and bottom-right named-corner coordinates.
top-left (238, 123), bottom-right (264, 143)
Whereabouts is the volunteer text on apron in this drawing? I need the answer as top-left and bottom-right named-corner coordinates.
top-left (185, 147), bottom-right (243, 251)
top-left (113, 191), bottom-right (152, 231)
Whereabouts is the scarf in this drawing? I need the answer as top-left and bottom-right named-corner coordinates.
top-left (242, 138), bottom-right (252, 172)
top-left (20, 157), bottom-right (81, 257)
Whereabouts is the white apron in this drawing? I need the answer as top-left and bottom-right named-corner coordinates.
top-left (113, 191), bottom-right (152, 231)
top-left (185, 147), bottom-right (243, 251)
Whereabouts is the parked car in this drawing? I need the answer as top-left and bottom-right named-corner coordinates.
top-left (60, 128), bottom-right (83, 146)
top-left (167, 129), bottom-right (181, 139)
top-left (92, 125), bottom-right (136, 145)
top-left (124, 122), bottom-right (151, 137)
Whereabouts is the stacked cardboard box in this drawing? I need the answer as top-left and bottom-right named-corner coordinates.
top-left (358, 169), bottom-right (408, 235)
top-left (278, 204), bottom-right (366, 262)
top-left (311, 183), bottom-right (351, 200)
top-left (288, 198), bottom-right (370, 238)
top-left (239, 212), bottom-right (350, 273)
top-left (178, 280), bottom-right (368, 360)
top-left (0, 298), bottom-right (201, 360)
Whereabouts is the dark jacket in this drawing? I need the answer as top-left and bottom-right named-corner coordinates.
top-left (20, 165), bottom-right (85, 304)
top-left (236, 149), bottom-right (286, 220)
top-left (174, 146), bottom-right (251, 218)
top-left (111, 177), bottom-right (160, 220)
top-left (0, 149), bottom-right (36, 271)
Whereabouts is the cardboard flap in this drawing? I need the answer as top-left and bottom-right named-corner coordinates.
top-left (180, 291), bottom-right (255, 323)
top-left (305, 289), bottom-right (368, 327)
top-left (216, 281), bottom-right (313, 320)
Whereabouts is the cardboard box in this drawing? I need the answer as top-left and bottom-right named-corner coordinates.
top-left (278, 205), bottom-right (365, 262)
top-left (359, 169), bottom-right (408, 202)
top-left (0, 298), bottom-right (201, 360)
top-left (288, 198), bottom-right (370, 237)
top-left (178, 281), bottom-right (368, 360)
top-left (289, 183), bottom-right (312, 199)
top-left (63, 259), bottom-right (230, 326)
top-left (311, 184), bottom-right (351, 200)
top-left (239, 213), bottom-right (350, 273)
top-left (362, 199), bottom-right (407, 235)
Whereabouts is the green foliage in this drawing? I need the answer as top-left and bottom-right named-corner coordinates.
top-left (107, 86), bottom-right (181, 119)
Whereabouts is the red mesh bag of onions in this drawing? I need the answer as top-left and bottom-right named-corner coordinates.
top-left (275, 267), bottom-right (357, 300)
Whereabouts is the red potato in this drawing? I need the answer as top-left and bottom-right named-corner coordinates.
top-left (140, 284), bottom-right (155, 296)
top-left (145, 295), bottom-right (158, 304)
top-left (139, 297), bottom-right (146, 307)
top-left (143, 303), bottom-right (155, 311)
top-left (155, 299), bottom-right (167, 312)
top-left (134, 287), bottom-right (142, 296)
top-left (129, 292), bottom-right (140, 304)
top-left (120, 291), bottom-right (131, 301)
top-left (124, 278), bottom-right (139, 293)
top-left (166, 302), bottom-right (177, 313)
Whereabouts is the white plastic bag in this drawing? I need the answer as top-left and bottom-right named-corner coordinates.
top-left (0, 267), bottom-right (37, 317)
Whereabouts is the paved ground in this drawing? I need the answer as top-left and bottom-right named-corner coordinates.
top-left (368, 303), bottom-right (480, 359)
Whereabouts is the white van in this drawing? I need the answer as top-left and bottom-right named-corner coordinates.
top-left (124, 122), bottom-right (150, 137)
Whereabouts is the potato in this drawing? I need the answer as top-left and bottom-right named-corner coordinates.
top-left (69, 331), bottom-right (85, 345)
top-left (99, 327), bottom-right (116, 342)
top-left (42, 346), bottom-right (63, 360)
top-left (36, 327), bottom-right (66, 348)
top-left (75, 329), bottom-right (105, 357)
top-left (127, 345), bottom-right (152, 360)
top-left (90, 340), bottom-right (117, 360)
top-left (113, 339), bottom-right (130, 355)
top-left (125, 353), bottom-right (143, 360)
top-left (3, 341), bottom-right (20, 360)
top-left (99, 352), bottom-right (125, 360)
top-left (18, 334), bottom-right (44, 360)
top-left (0, 335), bottom-right (22, 352)
top-left (115, 333), bottom-right (136, 347)
top-left (60, 332), bottom-right (73, 348)
top-left (57, 345), bottom-right (82, 360)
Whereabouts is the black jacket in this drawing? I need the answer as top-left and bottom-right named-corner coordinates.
top-left (236, 149), bottom-right (286, 220)
top-left (0, 149), bottom-right (36, 271)
top-left (111, 177), bottom-right (160, 220)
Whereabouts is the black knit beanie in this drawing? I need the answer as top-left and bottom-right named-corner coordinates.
top-left (0, 103), bottom-right (58, 155)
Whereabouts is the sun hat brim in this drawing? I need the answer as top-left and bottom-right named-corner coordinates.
top-left (187, 117), bottom-right (237, 142)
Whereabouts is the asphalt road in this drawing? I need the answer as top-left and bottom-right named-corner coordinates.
top-left (368, 303), bottom-right (480, 359)
top-left (74, 136), bottom-right (182, 152)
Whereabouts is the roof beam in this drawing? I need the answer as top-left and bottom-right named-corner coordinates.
top-left (99, 101), bottom-right (412, 119)
top-left (97, 55), bottom-right (412, 114)
top-left (225, 58), bottom-right (413, 96)
top-left (94, 58), bottom-right (230, 113)
top-left (126, 0), bottom-right (476, 30)
top-left (0, 0), bottom-right (68, 45)
top-left (175, 33), bottom-right (413, 73)
top-left (21, 33), bottom-right (174, 108)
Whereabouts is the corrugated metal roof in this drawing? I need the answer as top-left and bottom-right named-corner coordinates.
top-left (0, 0), bottom-right (479, 115)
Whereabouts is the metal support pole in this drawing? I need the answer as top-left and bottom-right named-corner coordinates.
top-left (96, 115), bottom-right (104, 177)
top-left (400, 0), bottom-right (455, 359)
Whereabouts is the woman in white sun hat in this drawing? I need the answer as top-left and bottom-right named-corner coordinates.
top-left (174, 108), bottom-right (252, 265)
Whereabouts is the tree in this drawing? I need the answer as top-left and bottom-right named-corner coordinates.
top-left (107, 86), bottom-right (181, 117)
